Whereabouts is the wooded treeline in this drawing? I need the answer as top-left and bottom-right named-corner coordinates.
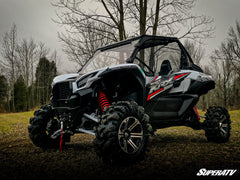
top-left (0, 24), bottom-right (58, 112)
top-left (197, 21), bottom-right (240, 110)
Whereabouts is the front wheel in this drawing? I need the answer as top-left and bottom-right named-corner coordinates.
top-left (94, 101), bottom-right (153, 163)
top-left (28, 105), bottom-right (70, 148)
top-left (203, 106), bottom-right (231, 143)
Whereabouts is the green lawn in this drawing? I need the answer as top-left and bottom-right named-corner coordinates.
top-left (0, 111), bottom-right (32, 134)
top-left (0, 109), bottom-right (239, 134)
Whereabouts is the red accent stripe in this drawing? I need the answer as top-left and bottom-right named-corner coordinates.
top-left (147, 88), bottom-right (164, 101)
top-left (152, 76), bottom-right (159, 82)
top-left (174, 73), bottom-right (190, 80)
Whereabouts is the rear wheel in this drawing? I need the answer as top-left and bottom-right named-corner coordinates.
top-left (94, 101), bottom-right (153, 163)
top-left (203, 106), bottom-right (231, 143)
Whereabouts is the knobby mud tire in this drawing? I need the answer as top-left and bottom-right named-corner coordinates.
top-left (203, 106), bottom-right (231, 143)
top-left (28, 105), bottom-right (69, 148)
top-left (94, 101), bottom-right (153, 164)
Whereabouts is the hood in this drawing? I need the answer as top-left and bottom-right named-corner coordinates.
top-left (52, 73), bottom-right (79, 85)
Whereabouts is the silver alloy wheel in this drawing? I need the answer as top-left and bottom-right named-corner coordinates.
top-left (219, 114), bottom-right (228, 135)
top-left (118, 116), bottom-right (144, 154)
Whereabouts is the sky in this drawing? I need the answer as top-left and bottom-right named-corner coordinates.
top-left (192, 0), bottom-right (240, 57)
top-left (0, 0), bottom-right (240, 74)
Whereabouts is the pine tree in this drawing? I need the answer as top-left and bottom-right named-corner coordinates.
top-left (35, 57), bottom-right (57, 105)
top-left (14, 76), bottom-right (27, 112)
top-left (0, 75), bottom-right (8, 111)
top-left (0, 75), bottom-right (8, 101)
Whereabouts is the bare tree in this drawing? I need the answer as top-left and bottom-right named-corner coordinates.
top-left (53, 0), bottom-right (214, 68)
top-left (53, 0), bottom-right (130, 67)
top-left (53, 0), bottom-right (128, 43)
top-left (211, 44), bottom-right (234, 108)
top-left (228, 21), bottom-right (240, 107)
top-left (16, 38), bottom-right (39, 110)
top-left (50, 50), bottom-right (61, 68)
top-left (184, 39), bottom-right (205, 65)
top-left (38, 42), bottom-right (50, 60)
top-left (58, 20), bottom-right (114, 66)
top-left (16, 38), bottom-right (37, 86)
top-left (0, 24), bottom-right (18, 112)
top-left (206, 21), bottom-right (240, 109)
top-left (227, 20), bottom-right (240, 81)
top-left (54, 0), bottom-right (127, 40)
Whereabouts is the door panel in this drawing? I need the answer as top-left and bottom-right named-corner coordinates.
top-left (146, 94), bottom-right (198, 122)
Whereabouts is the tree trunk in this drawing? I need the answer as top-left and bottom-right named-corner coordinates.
top-left (149, 0), bottom-right (160, 70)
top-left (139, 0), bottom-right (147, 63)
top-left (139, 0), bottom-right (147, 35)
top-left (118, 0), bottom-right (125, 40)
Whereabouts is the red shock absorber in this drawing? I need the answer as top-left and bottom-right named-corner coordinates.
top-left (193, 105), bottom-right (200, 120)
top-left (98, 89), bottom-right (110, 112)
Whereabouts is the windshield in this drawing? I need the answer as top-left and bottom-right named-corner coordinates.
top-left (80, 40), bottom-right (138, 74)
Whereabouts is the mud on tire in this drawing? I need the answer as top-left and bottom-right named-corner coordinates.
top-left (28, 105), bottom-right (68, 148)
top-left (203, 106), bottom-right (231, 143)
top-left (93, 101), bottom-right (153, 163)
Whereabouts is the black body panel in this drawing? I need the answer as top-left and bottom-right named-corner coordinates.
top-left (99, 66), bottom-right (146, 106)
top-left (187, 79), bottom-right (215, 96)
top-left (52, 80), bottom-right (92, 110)
top-left (52, 81), bottom-right (73, 108)
top-left (146, 94), bottom-right (199, 129)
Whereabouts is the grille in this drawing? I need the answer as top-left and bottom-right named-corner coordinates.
top-left (52, 82), bottom-right (71, 100)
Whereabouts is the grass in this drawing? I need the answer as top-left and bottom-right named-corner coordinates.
top-left (0, 109), bottom-right (239, 134)
top-left (229, 109), bottom-right (240, 131)
top-left (0, 111), bottom-right (32, 134)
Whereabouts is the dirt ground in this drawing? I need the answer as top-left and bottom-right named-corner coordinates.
top-left (0, 122), bottom-right (239, 180)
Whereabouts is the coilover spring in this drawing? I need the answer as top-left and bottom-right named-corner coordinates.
top-left (98, 90), bottom-right (110, 112)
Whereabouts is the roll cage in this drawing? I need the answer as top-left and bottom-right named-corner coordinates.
top-left (79, 35), bottom-right (203, 74)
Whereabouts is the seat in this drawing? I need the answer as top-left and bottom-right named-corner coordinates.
top-left (159, 60), bottom-right (172, 76)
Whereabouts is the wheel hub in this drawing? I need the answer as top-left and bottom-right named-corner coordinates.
top-left (118, 116), bottom-right (144, 154)
top-left (123, 131), bottom-right (130, 139)
top-left (219, 114), bottom-right (228, 135)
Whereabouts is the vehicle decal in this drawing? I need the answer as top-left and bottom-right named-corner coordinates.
top-left (152, 76), bottom-right (159, 82)
top-left (137, 66), bottom-right (145, 77)
top-left (174, 72), bottom-right (190, 80)
top-left (147, 88), bottom-right (164, 101)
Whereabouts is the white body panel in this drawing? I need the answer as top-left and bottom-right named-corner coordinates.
top-left (52, 73), bottom-right (79, 86)
top-left (169, 70), bottom-right (213, 94)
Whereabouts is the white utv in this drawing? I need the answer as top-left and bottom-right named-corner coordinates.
top-left (28, 35), bottom-right (231, 163)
